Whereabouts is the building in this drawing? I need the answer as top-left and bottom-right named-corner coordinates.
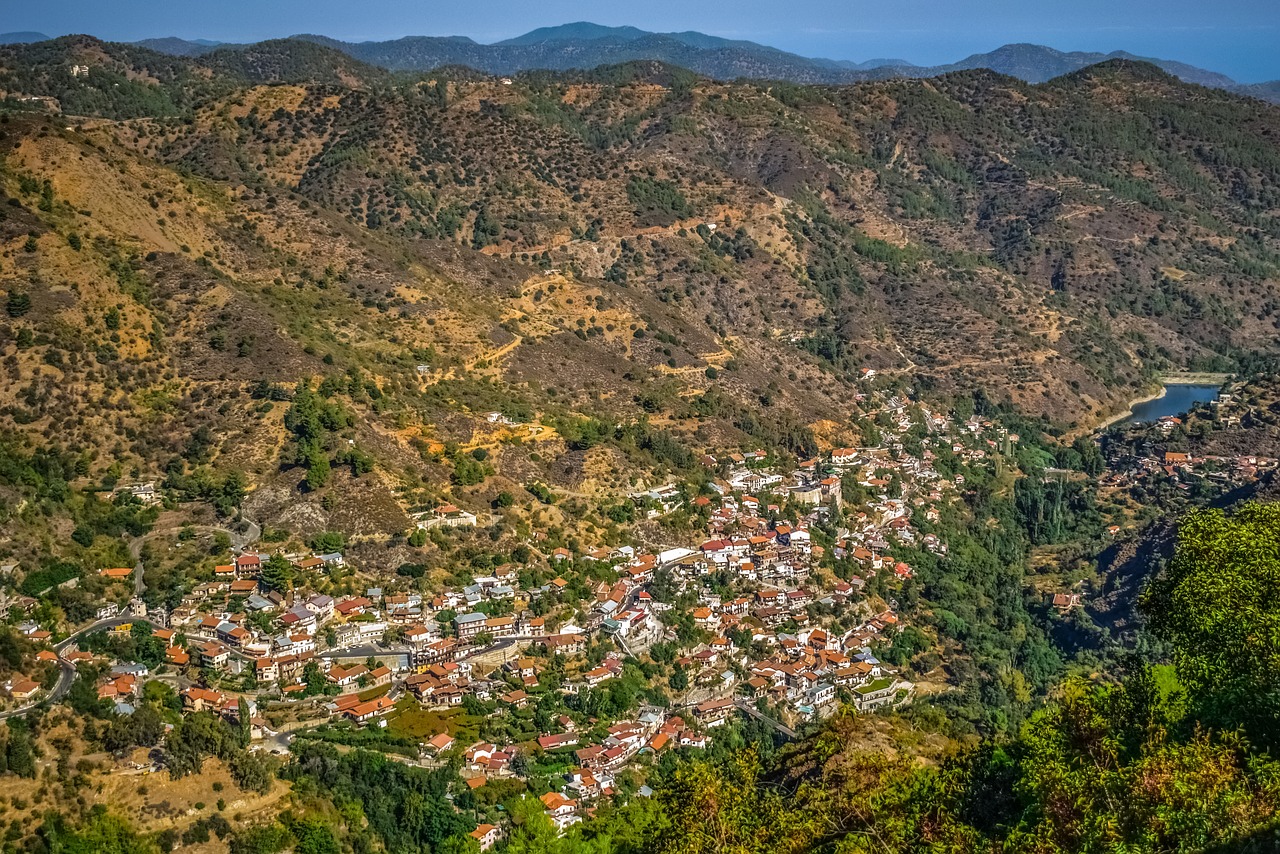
top-left (426, 732), bottom-right (455, 753)
top-left (470, 824), bottom-right (502, 850)
top-left (347, 695), bottom-right (395, 724)
top-left (419, 505), bottom-right (479, 529)
top-left (7, 679), bottom-right (39, 701)
top-left (1051, 592), bottom-right (1082, 612)
top-left (693, 698), bottom-right (736, 727)
top-left (454, 612), bottom-right (488, 640)
top-left (852, 677), bottom-right (910, 712)
top-left (483, 616), bottom-right (515, 638)
top-left (199, 641), bottom-right (231, 669)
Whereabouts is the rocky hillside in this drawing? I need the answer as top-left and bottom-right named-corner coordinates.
top-left (2, 38), bottom-right (1279, 539)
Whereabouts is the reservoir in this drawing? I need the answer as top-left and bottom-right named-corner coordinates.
top-left (1121, 383), bottom-right (1221, 425)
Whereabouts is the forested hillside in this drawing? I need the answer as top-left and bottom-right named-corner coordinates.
top-left (130, 28), bottom-right (1280, 103)
top-left (2, 39), bottom-right (1277, 429)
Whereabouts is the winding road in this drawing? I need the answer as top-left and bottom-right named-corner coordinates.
top-left (0, 616), bottom-right (161, 720)
top-left (0, 518), bottom-right (262, 721)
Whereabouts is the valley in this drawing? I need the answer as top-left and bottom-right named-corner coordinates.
top-left (0, 28), bottom-right (1277, 854)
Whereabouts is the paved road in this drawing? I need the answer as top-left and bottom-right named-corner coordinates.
top-left (0, 615), bottom-right (162, 720)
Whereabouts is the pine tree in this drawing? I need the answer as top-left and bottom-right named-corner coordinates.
top-left (261, 554), bottom-right (294, 593)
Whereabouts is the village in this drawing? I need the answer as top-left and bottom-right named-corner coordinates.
top-left (0, 382), bottom-right (1033, 844)
top-left (1099, 387), bottom-right (1279, 501)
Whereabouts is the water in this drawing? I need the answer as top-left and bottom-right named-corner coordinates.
top-left (1121, 383), bottom-right (1220, 425)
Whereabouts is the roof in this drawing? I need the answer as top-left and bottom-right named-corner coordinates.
top-left (348, 696), bottom-right (395, 718)
top-left (540, 791), bottom-right (576, 810)
top-left (695, 697), bottom-right (735, 713)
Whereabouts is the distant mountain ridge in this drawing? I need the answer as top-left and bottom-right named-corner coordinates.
top-left (11, 22), bottom-right (1278, 101)
top-left (937, 43), bottom-right (1239, 88)
top-left (0, 32), bottom-right (50, 44)
top-left (134, 36), bottom-right (225, 56)
top-left (284, 28), bottom-right (1276, 99)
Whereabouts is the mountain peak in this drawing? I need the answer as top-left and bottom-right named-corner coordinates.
top-left (497, 22), bottom-right (650, 46)
top-left (0, 31), bottom-right (49, 45)
top-left (1058, 57), bottom-right (1180, 86)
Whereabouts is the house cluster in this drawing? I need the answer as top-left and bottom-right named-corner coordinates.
top-left (1099, 384), bottom-right (1280, 494)
top-left (455, 711), bottom-right (702, 837)
top-left (742, 616), bottom-right (912, 716)
top-left (15, 385), bottom-right (1000, 817)
top-left (1102, 445), bottom-right (1278, 494)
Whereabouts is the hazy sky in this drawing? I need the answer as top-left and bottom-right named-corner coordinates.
top-left (11, 0), bottom-right (1280, 82)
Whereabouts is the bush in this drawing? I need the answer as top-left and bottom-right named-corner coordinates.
top-left (525, 482), bottom-right (557, 505)
top-left (229, 751), bottom-right (275, 795)
top-left (5, 291), bottom-right (31, 318)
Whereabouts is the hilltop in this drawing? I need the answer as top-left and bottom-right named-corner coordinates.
top-left (113, 24), bottom-right (1280, 103)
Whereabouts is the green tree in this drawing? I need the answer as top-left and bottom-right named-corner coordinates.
top-left (504, 796), bottom-right (560, 854)
top-left (305, 455), bottom-right (331, 490)
top-left (288, 818), bottom-right (339, 854)
top-left (237, 697), bottom-right (252, 747)
top-left (302, 661), bottom-right (326, 697)
top-left (656, 750), bottom-right (810, 854)
top-left (261, 554), bottom-right (294, 593)
top-left (1143, 502), bottom-right (1280, 744)
top-left (6, 291), bottom-right (32, 318)
top-left (35, 806), bottom-right (160, 854)
top-left (668, 666), bottom-right (689, 693)
top-left (230, 750), bottom-right (275, 794)
top-left (5, 720), bottom-right (35, 778)
top-left (309, 531), bottom-right (345, 554)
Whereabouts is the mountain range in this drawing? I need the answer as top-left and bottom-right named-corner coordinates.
top-left (3, 23), bottom-right (1274, 100)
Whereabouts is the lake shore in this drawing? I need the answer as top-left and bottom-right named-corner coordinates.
top-left (1095, 385), bottom-right (1168, 432)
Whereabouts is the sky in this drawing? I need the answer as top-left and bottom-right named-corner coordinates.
top-left (9, 0), bottom-right (1280, 82)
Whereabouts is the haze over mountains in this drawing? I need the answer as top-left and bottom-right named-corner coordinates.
top-left (3, 23), bottom-right (1277, 101)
